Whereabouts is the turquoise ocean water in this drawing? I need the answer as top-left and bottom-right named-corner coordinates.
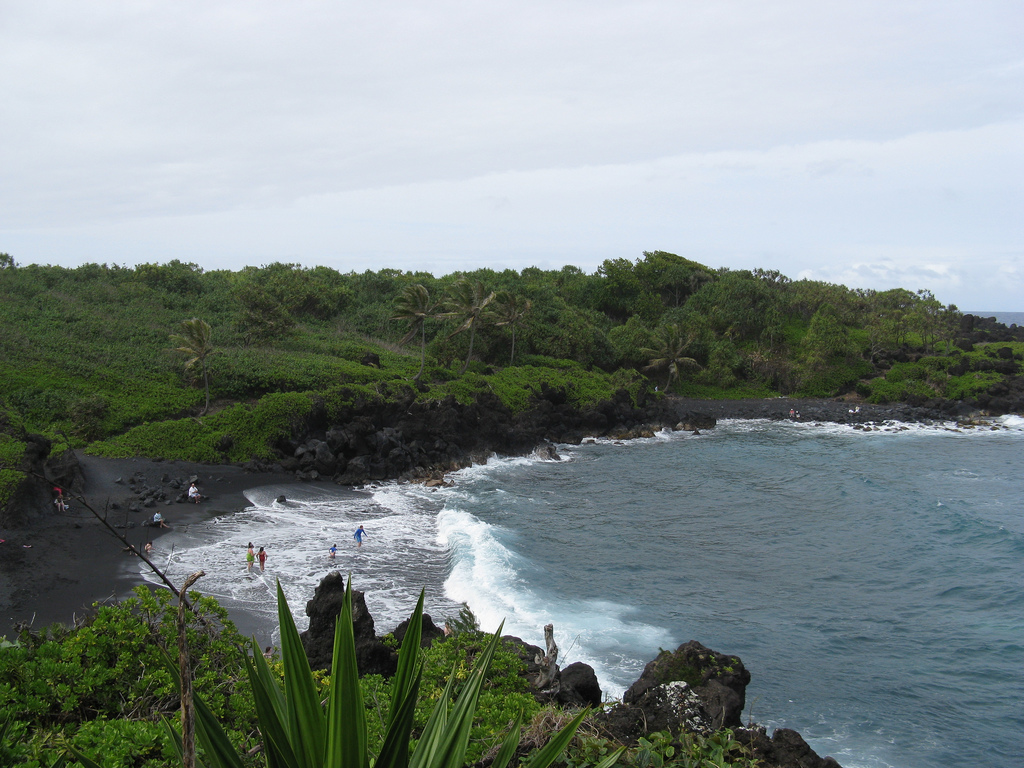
top-left (147, 416), bottom-right (1024, 768)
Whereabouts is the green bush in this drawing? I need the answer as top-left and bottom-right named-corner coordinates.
top-left (673, 382), bottom-right (778, 400)
top-left (863, 377), bottom-right (935, 404)
top-left (944, 371), bottom-right (1003, 401)
top-left (68, 718), bottom-right (175, 768)
top-left (885, 362), bottom-right (928, 383)
top-left (0, 402), bottom-right (28, 508)
top-left (0, 586), bottom-right (255, 765)
top-left (362, 630), bottom-right (544, 765)
top-left (795, 360), bottom-right (872, 398)
top-left (87, 392), bottom-right (315, 462)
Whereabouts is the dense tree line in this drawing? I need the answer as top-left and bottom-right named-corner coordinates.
top-left (0, 249), bottom-right (1020, 501)
top-left (2, 250), bottom-right (969, 380)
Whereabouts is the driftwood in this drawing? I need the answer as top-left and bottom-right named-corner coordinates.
top-left (534, 623), bottom-right (560, 690)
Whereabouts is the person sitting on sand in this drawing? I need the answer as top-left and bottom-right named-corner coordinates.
top-left (188, 482), bottom-right (201, 503)
top-left (144, 541), bottom-right (153, 554)
top-left (153, 511), bottom-right (169, 528)
top-left (53, 488), bottom-right (68, 512)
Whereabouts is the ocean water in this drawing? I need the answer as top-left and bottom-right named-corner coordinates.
top-left (144, 416), bottom-right (1024, 768)
top-left (965, 310), bottom-right (1024, 327)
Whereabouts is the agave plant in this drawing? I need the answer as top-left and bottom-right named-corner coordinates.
top-left (157, 580), bottom-right (615, 768)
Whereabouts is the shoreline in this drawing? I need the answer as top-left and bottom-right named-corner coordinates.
top-left (0, 396), bottom-right (989, 638)
top-left (1, 454), bottom-right (297, 636)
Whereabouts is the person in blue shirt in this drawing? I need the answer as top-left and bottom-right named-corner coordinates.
top-left (329, 544), bottom-right (337, 558)
top-left (354, 525), bottom-right (367, 547)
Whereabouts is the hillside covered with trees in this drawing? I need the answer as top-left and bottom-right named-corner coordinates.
top-left (1, 250), bottom-right (1022, 508)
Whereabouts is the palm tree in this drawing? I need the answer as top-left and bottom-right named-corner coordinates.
top-left (489, 291), bottom-right (531, 366)
top-left (170, 317), bottom-right (215, 415)
top-left (444, 279), bottom-right (494, 374)
top-left (640, 323), bottom-right (701, 391)
top-left (393, 284), bottom-right (436, 381)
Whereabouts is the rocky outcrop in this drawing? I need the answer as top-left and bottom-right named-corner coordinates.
top-left (273, 388), bottom-right (728, 486)
top-left (298, 571), bottom-right (397, 677)
top-left (557, 661), bottom-right (604, 708)
top-left (734, 726), bottom-right (843, 768)
top-left (296, 573), bottom-right (603, 708)
top-left (596, 680), bottom-right (713, 741)
top-left (392, 612), bottom-right (446, 648)
top-left (623, 641), bottom-right (750, 729)
top-left (271, 386), bottom-right (973, 490)
top-left (499, 634), bottom-right (604, 708)
top-left (595, 640), bottom-right (842, 768)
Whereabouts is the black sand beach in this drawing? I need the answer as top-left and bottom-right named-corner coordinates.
top-left (0, 453), bottom-right (297, 637)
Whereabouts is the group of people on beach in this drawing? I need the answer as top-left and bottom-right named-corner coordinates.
top-left (329, 525), bottom-right (368, 559)
top-left (246, 542), bottom-right (269, 572)
top-left (144, 483), bottom-right (204, 530)
top-left (245, 525), bottom-right (367, 573)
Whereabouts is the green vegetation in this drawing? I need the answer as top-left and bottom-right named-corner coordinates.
top-left (170, 317), bottom-right (216, 416)
top-left (1, 583), bottom-right (771, 768)
top-left (163, 581), bottom-right (589, 768)
top-left (2, 253), bottom-right (1019, 510)
top-left (0, 586), bottom-right (252, 766)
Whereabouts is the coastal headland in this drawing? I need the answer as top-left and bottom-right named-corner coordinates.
top-left (1, 392), bottom-right (962, 637)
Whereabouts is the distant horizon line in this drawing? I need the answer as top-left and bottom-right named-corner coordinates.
top-left (964, 310), bottom-right (1024, 323)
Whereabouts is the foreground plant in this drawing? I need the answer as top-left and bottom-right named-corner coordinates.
top-left (165, 580), bottom-right (613, 768)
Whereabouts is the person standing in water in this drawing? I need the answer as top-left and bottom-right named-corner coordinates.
top-left (329, 544), bottom-right (337, 558)
top-left (354, 525), bottom-right (367, 547)
top-left (246, 542), bottom-right (255, 572)
top-left (257, 546), bottom-right (267, 572)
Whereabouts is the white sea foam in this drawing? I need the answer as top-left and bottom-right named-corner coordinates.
top-left (140, 481), bottom-right (462, 642)
top-left (436, 460), bottom-right (675, 698)
top-left (996, 414), bottom-right (1024, 430)
top-left (714, 416), bottom-right (1024, 440)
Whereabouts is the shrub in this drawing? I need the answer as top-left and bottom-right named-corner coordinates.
top-left (885, 362), bottom-right (927, 383)
top-left (944, 371), bottom-right (1003, 401)
top-left (795, 358), bottom-right (873, 398)
top-left (0, 586), bottom-right (255, 765)
top-left (87, 392), bottom-right (314, 462)
top-left (863, 377), bottom-right (935, 404)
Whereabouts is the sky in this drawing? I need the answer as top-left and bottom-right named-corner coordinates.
top-left (1, 1), bottom-right (1022, 310)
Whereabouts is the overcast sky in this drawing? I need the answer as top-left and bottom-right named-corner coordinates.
top-left (2, 1), bottom-right (1022, 310)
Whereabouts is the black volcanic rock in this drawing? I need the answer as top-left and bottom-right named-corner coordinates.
top-left (623, 640), bottom-right (750, 729)
top-left (299, 572), bottom-right (396, 676)
top-left (735, 726), bottom-right (843, 768)
top-left (596, 681), bottom-right (713, 742)
top-left (557, 661), bottom-right (603, 707)
top-left (392, 612), bottom-right (445, 648)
